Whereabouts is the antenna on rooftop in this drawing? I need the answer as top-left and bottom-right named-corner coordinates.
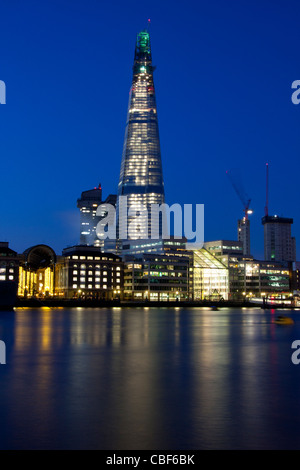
top-left (264, 163), bottom-right (269, 217)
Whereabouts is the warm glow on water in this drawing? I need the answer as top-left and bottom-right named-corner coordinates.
top-left (0, 306), bottom-right (300, 449)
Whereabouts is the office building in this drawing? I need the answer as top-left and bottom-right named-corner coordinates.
top-left (204, 240), bottom-right (244, 259)
top-left (123, 253), bottom-right (189, 301)
top-left (202, 240), bottom-right (291, 300)
top-left (77, 185), bottom-right (117, 250)
top-left (121, 236), bottom-right (189, 256)
top-left (192, 248), bottom-right (229, 301)
top-left (77, 184), bottom-right (103, 246)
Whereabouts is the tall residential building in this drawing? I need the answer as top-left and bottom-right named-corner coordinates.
top-left (117, 29), bottom-right (165, 247)
top-left (262, 215), bottom-right (296, 263)
top-left (77, 184), bottom-right (103, 246)
top-left (238, 218), bottom-right (250, 257)
top-left (77, 186), bottom-right (117, 250)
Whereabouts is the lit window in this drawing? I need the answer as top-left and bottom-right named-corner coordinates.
top-left (88, 271), bottom-right (93, 275)
top-left (80, 284), bottom-right (85, 288)
top-left (88, 277), bottom-right (93, 282)
top-left (95, 277), bottom-right (100, 282)
top-left (80, 277), bottom-right (85, 282)
top-left (80, 256), bottom-right (86, 260)
top-left (73, 284), bottom-right (77, 288)
top-left (95, 284), bottom-right (100, 289)
top-left (9, 268), bottom-right (14, 273)
top-left (72, 256), bottom-right (78, 259)
top-left (103, 271), bottom-right (107, 275)
top-left (88, 284), bottom-right (92, 289)
top-left (95, 271), bottom-right (100, 276)
top-left (73, 270), bottom-right (78, 275)
top-left (73, 277), bottom-right (78, 281)
top-left (116, 279), bottom-right (120, 283)
top-left (0, 275), bottom-right (6, 280)
top-left (103, 285), bottom-right (107, 289)
top-left (9, 275), bottom-right (14, 280)
top-left (87, 256), bottom-right (93, 260)
top-left (80, 271), bottom-right (85, 276)
top-left (103, 278), bottom-right (107, 282)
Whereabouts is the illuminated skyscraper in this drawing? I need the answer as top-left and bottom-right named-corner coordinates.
top-left (117, 29), bottom-right (165, 245)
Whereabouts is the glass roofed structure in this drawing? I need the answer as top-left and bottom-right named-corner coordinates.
top-left (117, 29), bottom-right (165, 249)
top-left (192, 248), bottom-right (229, 300)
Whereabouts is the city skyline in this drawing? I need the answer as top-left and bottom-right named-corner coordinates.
top-left (0, 1), bottom-right (299, 260)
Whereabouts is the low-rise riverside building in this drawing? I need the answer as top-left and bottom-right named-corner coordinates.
top-left (203, 240), bottom-right (291, 300)
top-left (123, 253), bottom-right (190, 301)
top-left (17, 244), bottom-right (56, 297)
top-left (192, 248), bottom-right (229, 301)
top-left (55, 245), bottom-right (123, 300)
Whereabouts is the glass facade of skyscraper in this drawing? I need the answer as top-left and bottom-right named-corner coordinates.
top-left (117, 30), bottom-right (165, 244)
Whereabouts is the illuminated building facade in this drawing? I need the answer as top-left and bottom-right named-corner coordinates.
top-left (55, 245), bottom-right (123, 300)
top-left (204, 240), bottom-right (244, 258)
top-left (117, 29), bottom-right (165, 246)
top-left (203, 239), bottom-right (290, 300)
top-left (192, 248), bottom-right (229, 301)
top-left (18, 244), bottom-right (56, 297)
top-left (123, 253), bottom-right (189, 301)
top-left (121, 236), bottom-right (188, 256)
top-left (228, 259), bottom-right (290, 300)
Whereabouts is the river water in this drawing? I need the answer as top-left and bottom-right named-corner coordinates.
top-left (0, 306), bottom-right (300, 450)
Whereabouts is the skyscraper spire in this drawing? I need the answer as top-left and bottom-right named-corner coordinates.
top-left (117, 29), bottom-right (165, 244)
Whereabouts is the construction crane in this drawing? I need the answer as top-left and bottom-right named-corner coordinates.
top-left (226, 169), bottom-right (252, 257)
top-left (226, 169), bottom-right (253, 220)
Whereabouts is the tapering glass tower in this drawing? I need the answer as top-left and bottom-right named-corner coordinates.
top-left (117, 29), bottom-right (165, 244)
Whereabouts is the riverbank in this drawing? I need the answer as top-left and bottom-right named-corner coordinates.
top-left (13, 298), bottom-right (296, 309)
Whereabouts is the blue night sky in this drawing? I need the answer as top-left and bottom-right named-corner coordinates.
top-left (0, 0), bottom-right (299, 260)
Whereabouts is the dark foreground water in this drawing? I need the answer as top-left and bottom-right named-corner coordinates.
top-left (0, 306), bottom-right (300, 450)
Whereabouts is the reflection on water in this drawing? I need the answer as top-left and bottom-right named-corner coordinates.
top-left (0, 306), bottom-right (300, 449)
